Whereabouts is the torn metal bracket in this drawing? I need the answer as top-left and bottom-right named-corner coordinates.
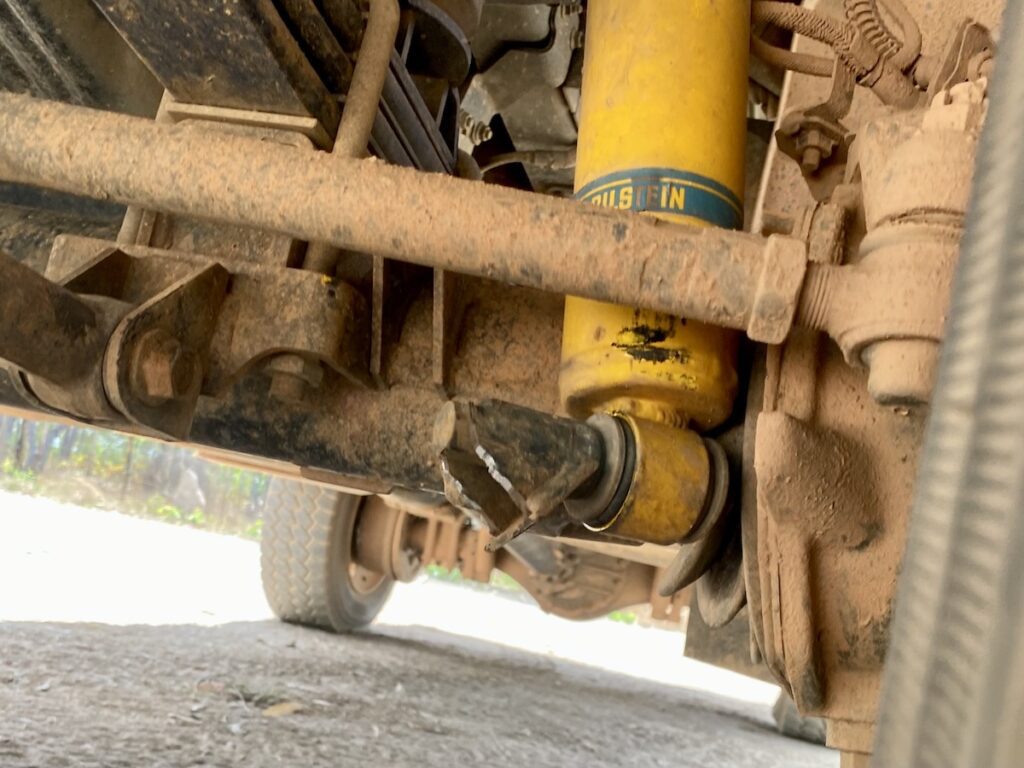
top-left (434, 398), bottom-right (604, 544)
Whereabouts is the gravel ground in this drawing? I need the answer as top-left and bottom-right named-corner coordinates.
top-left (0, 492), bottom-right (836, 767)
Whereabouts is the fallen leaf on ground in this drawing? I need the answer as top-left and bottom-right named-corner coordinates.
top-left (261, 701), bottom-right (304, 718)
top-left (195, 680), bottom-right (225, 694)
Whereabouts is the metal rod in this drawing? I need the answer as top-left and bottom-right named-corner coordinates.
top-left (334, 0), bottom-right (399, 159)
top-left (0, 92), bottom-right (790, 335)
top-left (303, 0), bottom-right (399, 273)
top-left (0, 250), bottom-right (103, 384)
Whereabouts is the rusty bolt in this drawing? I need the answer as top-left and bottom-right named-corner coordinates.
top-left (458, 110), bottom-right (492, 146)
top-left (800, 146), bottom-right (822, 174)
top-left (760, 211), bottom-right (796, 237)
top-left (267, 354), bottom-right (324, 403)
top-left (796, 129), bottom-right (836, 175)
top-left (130, 330), bottom-right (198, 403)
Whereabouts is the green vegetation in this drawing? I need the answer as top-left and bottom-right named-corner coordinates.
top-left (607, 609), bottom-right (639, 625)
top-left (0, 415), bottom-right (268, 538)
top-left (424, 563), bottom-right (524, 594)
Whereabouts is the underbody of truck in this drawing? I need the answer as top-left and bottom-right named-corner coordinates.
top-left (0, 1), bottom-right (1018, 764)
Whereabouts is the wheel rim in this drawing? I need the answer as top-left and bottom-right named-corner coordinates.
top-left (347, 561), bottom-right (387, 596)
top-left (346, 499), bottom-right (393, 596)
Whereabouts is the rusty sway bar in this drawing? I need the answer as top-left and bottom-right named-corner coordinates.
top-left (0, 92), bottom-right (807, 344)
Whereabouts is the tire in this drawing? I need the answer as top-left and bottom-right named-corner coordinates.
top-left (873, 6), bottom-right (1024, 766)
top-left (260, 479), bottom-right (393, 632)
top-left (772, 693), bottom-right (826, 745)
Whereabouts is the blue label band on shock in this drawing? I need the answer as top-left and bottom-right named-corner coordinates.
top-left (575, 167), bottom-right (743, 230)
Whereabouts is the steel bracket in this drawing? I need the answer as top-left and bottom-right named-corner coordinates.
top-left (104, 263), bottom-right (229, 439)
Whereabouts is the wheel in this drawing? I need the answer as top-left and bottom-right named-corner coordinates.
top-left (874, 6), bottom-right (1024, 766)
top-left (772, 693), bottom-right (826, 745)
top-left (260, 479), bottom-right (393, 632)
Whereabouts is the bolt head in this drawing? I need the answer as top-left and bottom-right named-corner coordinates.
top-left (801, 146), bottom-right (823, 174)
top-left (131, 330), bottom-right (197, 403)
top-left (266, 354), bottom-right (324, 387)
top-left (266, 355), bottom-right (324, 403)
top-left (795, 127), bottom-right (838, 174)
top-left (269, 372), bottom-right (308, 403)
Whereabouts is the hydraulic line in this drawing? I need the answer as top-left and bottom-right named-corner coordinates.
top-left (883, 0), bottom-right (922, 70)
top-left (752, 0), bottom-right (919, 106)
top-left (844, 0), bottom-right (921, 72)
top-left (479, 149), bottom-right (576, 174)
top-left (846, 0), bottom-right (901, 59)
top-left (753, 1), bottom-right (851, 53)
top-left (751, 35), bottom-right (834, 78)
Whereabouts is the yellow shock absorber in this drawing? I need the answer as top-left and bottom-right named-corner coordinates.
top-left (560, 0), bottom-right (750, 431)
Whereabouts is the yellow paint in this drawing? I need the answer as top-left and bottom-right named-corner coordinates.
top-left (587, 416), bottom-right (712, 544)
top-left (559, 0), bottom-right (750, 430)
top-left (670, 186), bottom-right (685, 210)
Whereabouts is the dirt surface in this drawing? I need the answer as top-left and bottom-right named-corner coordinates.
top-left (0, 620), bottom-right (831, 768)
top-left (0, 493), bottom-right (836, 767)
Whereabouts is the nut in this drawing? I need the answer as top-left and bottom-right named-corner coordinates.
top-left (457, 110), bottom-right (493, 147)
top-left (747, 235), bottom-right (808, 345)
top-left (864, 339), bottom-right (939, 406)
top-left (797, 129), bottom-right (836, 174)
top-left (266, 354), bottom-right (324, 403)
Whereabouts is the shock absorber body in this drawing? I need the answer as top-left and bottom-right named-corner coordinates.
top-left (560, 0), bottom-right (750, 431)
